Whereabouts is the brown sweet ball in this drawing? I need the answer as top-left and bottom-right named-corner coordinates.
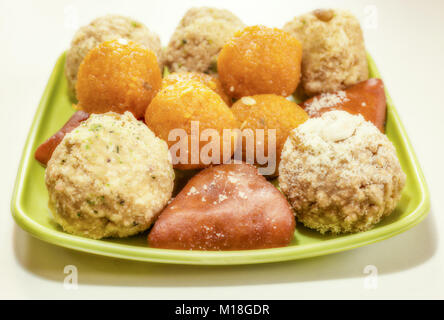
top-left (218, 25), bottom-right (302, 99)
top-left (145, 79), bottom-right (240, 170)
top-left (163, 72), bottom-right (231, 106)
top-left (76, 39), bottom-right (162, 119)
top-left (231, 94), bottom-right (308, 176)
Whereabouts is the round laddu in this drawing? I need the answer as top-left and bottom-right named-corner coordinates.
top-left (163, 72), bottom-right (231, 106)
top-left (45, 112), bottom-right (174, 239)
top-left (231, 94), bottom-right (308, 176)
top-left (218, 25), bottom-right (303, 99)
top-left (164, 7), bottom-right (245, 74)
top-left (283, 9), bottom-right (368, 96)
top-left (178, 7), bottom-right (245, 27)
top-left (278, 111), bottom-right (405, 234)
top-left (76, 39), bottom-right (162, 119)
top-left (65, 14), bottom-right (163, 96)
top-left (145, 79), bottom-right (240, 170)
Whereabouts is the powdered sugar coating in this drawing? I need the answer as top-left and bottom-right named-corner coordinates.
top-left (278, 111), bottom-right (405, 234)
top-left (304, 91), bottom-right (349, 116)
top-left (46, 112), bottom-right (174, 239)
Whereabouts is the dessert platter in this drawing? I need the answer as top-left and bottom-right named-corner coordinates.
top-left (11, 8), bottom-right (430, 265)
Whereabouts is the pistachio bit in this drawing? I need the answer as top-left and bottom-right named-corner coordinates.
top-left (89, 123), bottom-right (102, 131)
top-left (207, 60), bottom-right (218, 74)
top-left (131, 21), bottom-right (141, 28)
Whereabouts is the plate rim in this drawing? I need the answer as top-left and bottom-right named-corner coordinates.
top-left (10, 52), bottom-right (431, 265)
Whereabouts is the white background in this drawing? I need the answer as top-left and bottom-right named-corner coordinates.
top-left (1, 0), bottom-right (443, 299)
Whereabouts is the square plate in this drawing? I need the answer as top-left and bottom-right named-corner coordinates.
top-left (11, 53), bottom-right (430, 265)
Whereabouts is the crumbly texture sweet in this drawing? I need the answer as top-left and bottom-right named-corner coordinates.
top-left (218, 25), bottom-right (302, 99)
top-left (76, 39), bottom-right (162, 119)
top-left (164, 7), bottom-right (245, 74)
top-left (45, 112), bottom-right (174, 239)
top-left (231, 94), bottom-right (308, 176)
top-left (65, 15), bottom-right (163, 96)
top-left (145, 79), bottom-right (240, 170)
top-left (283, 9), bottom-right (368, 96)
top-left (178, 7), bottom-right (245, 28)
top-left (278, 111), bottom-right (405, 234)
top-left (163, 72), bottom-right (231, 106)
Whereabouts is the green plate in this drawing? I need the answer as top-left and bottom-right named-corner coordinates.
top-left (11, 53), bottom-right (430, 265)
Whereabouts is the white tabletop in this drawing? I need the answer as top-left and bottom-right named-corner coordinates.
top-left (1, 0), bottom-right (443, 299)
